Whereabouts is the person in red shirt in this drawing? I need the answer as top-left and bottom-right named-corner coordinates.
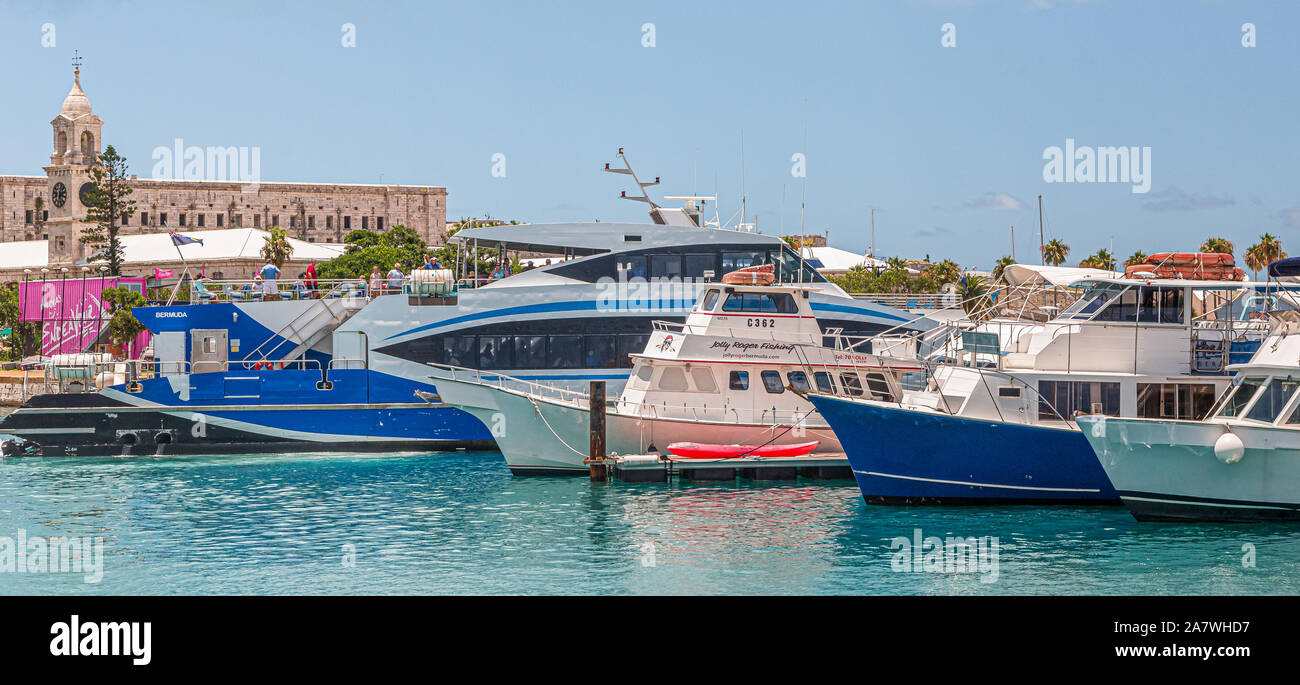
top-left (305, 262), bottom-right (318, 291)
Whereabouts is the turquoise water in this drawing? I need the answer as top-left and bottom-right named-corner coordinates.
top-left (1, 449), bottom-right (1298, 595)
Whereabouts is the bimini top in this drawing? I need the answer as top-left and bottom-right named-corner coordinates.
top-left (1067, 276), bottom-right (1278, 291)
top-left (1268, 257), bottom-right (1300, 278)
top-left (450, 222), bottom-right (782, 256)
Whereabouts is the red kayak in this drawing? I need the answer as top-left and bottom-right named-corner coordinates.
top-left (667, 440), bottom-right (821, 459)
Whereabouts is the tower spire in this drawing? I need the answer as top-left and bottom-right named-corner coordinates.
top-left (72, 50), bottom-right (82, 85)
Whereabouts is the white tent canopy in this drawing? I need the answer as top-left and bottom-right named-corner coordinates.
top-left (799, 246), bottom-right (889, 272)
top-left (0, 228), bottom-right (346, 271)
top-left (1001, 263), bottom-right (1123, 287)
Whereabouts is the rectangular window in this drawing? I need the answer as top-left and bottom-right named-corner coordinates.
top-left (729, 371), bottom-right (749, 391)
top-left (514, 335), bottom-right (547, 369)
top-left (235, 214), bottom-right (243, 228)
top-left (198, 214), bottom-right (205, 227)
top-left (376, 217), bottom-right (384, 231)
top-left (253, 214), bottom-right (261, 227)
top-left (691, 368), bottom-right (718, 392)
top-left (179, 213), bottom-right (187, 227)
top-left (584, 335), bottom-right (616, 368)
top-left (24, 210), bottom-right (32, 224)
top-left (308, 216), bottom-right (316, 229)
top-left (617, 334), bottom-right (649, 367)
top-left (362, 216), bottom-right (369, 230)
top-left (619, 255), bottom-right (647, 279)
top-left (442, 336), bottom-right (476, 367)
top-left (839, 373), bottom-right (865, 396)
top-left (216, 213), bottom-right (223, 227)
top-left (477, 336), bottom-right (512, 370)
top-left (722, 251), bottom-right (763, 272)
top-left (272, 215), bottom-right (280, 227)
top-left (326, 216), bottom-right (333, 229)
top-left (1041, 381), bottom-right (1122, 419)
top-left (1137, 383), bottom-right (1216, 420)
top-left (814, 371), bottom-right (836, 394)
top-left (159, 213), bottom-right (168, 226)
top-left (787, 371), bottom-right (811, 393)
top-left (684, 253), bottom-right (716, 279)
top-left (344, 216), bottom-right (352, 230)
top-left (650, 254), bottom-right (683, 279)
top-left (141, 211), bottom-right (149, 226)
top-left (863, 372), bottom-right (894, 402)
top-left (548, 335), bottom-right (583, 369)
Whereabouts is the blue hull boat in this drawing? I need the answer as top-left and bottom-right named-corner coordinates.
top-left (806, 394), bottom-right (1120, 504)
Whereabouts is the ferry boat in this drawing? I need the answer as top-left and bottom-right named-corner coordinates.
top-left (429, 283), bottom-right (924, 475)
top-left (0, 190), bottom-right (914, 457)
top-left (1077, 260), bottom-right (1300, 521)
top-left (806, 268), bottom-right (1278, 504)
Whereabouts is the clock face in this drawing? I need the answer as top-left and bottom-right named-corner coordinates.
top-left (51, 182), bottom-right (67, 208)
top-left (79, 182), bottom-right (95, 205)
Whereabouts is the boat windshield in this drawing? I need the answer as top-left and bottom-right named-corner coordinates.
top-left (1214, 376), bottom-right (1268, 419)
top-left (1060, 284), bottom-right (1125, 319)
top-left (1244, 377), bottom-right (1300, 422)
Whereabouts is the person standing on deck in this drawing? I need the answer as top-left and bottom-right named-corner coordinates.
top-left (259, 260), bottom-right (280, 297)
top-left (368, 266), bottom-right (383, 298)
top-left (304, 261), bottom-right (318, 291)
top-left (387, 263), bottom-right (404, 293)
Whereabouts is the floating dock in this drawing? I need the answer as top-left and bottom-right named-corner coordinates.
top-left (597, 452), bottom-right (852, 483)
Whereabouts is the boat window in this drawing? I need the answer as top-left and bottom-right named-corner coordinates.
top-left (863, 372), bottom-right (894, 402)
top-left (659, 367), bottom-right (689, 391)
top-left (839, 372), bottom-right (865, 396)
top-left (514, 336), bottom-right (548, 369)
top-left (651, 254), bottom-right (683, 279)
top-left (721, 292), bottom-right (798, 314)
top-left (634, 364), bottom-right (654, 385)
top-left (722, 251), bottom-right (764, 272)
top-left (761, 370), bottom-right (785, 394)
top-left (1246, 378), bottom-right (1300, 422)
top-left (814, 371), bottom-right (836, 393)
top-left (478, 336), bottom-right (512, 370)
top-left (1063, 284), bottom-right (1120, 319)
top-left (1215, 377), bottom-right (1267, 418)
top-left (203, 337), bottom-right (218, 354)
top-left (620, 255), bottom-right (647, 280)
top-left (1133, 287), bottom-right (1185, 324)
top-left (548, 335), bottom-right (584, 369)
top-left (691, 368), bottom-right (718, 392)
top-left (584, 335), bottom-right (617, 368)
top-left (699, 289), bottom-right (719, 312)
top-left (1094, 287), bottom-right (1140, 322)
top-left (685, 254), bottom-right (716, 279)
top-left (1136, 383), bottom-right (1216, 420)
top-left (444, 336), bottom-right (476, 367)
top-left (729, 371), bottom-right (749, 390)
top-left (787, 371), bottom-right (811, 392)
top-left (1039, 380), bottom-right (1121, 419)
top-left (618, 334), bottom-right (650, 361)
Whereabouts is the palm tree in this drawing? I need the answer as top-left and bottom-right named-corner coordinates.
top-left (1041, 239), bottom-right (1069, 266)
top-left (1125, 250), bottom-right (1148, 267)
top-left (260, 225), bottom-right (294, 267)
top-left (1245, 234), bottom-right (1286, 279)
top-left (1079, 248), bottom-right (1117, 271)
top-left (992, 255), bottom-right (1015, 281)
top-left (1200, 237), bottom-right (1234, 255)
top-left (960, 274), bottom-right (991, 316)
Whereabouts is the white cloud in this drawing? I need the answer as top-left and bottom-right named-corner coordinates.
top-left (964, 192), bottom-right (1028, 211)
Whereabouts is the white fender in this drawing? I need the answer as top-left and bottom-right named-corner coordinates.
top-left (1214, 431), bottom-right (1245, 464)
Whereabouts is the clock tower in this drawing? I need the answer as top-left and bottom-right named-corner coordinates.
top-left (43, 60), bottom-right (102, 265)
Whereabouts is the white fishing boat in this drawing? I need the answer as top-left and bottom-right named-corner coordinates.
top-left (429, 283), bottom-right (923, 474)
top-left (1078, 260), bottom-right (1300, 521)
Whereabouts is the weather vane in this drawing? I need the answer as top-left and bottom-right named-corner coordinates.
top-left (72, 50), bottom-right (82, 70)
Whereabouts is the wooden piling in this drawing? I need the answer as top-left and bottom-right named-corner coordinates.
top-left (588, 380), bottom-right (607, 481)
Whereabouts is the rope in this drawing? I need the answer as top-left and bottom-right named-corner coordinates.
top-left (526, 394), bottom-right (590, 458)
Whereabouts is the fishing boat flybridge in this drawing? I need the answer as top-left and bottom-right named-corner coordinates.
top-left (427, 282), bottom-right (924, 475)
top-left (1077, 257), bottom-right (1300, 521)
top-left (0, 154), bottom-right (918, 457)
top-left (806, 257), bottom-right (1283, 504)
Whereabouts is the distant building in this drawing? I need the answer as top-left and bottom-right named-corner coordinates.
top-left (0, 66), bottom-right (447, 274)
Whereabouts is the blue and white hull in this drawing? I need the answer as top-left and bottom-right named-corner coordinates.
top-left (807, 394), bottom-right (1120, 504)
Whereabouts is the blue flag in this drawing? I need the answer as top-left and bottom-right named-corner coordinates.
top-left (170, 231), bottom-right (204, 246)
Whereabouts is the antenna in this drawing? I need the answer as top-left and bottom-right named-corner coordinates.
top-left (71, 50), bottom-right (82, 70)
top-left (604, 147), bottom-right (660, 209)
top-left (739, 130), bottom-right (747, 232)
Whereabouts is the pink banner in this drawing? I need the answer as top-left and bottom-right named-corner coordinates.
top-left (155, 268), bottom-right (174, 279)
top-left (18, 277), bottom-right (151, 357)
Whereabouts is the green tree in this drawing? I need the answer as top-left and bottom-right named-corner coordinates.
top-left (317, 225), bottom-right (429, 280)
top-left (960, 274), bottom-right (992, 316)
top-left (1201, 237), bottom-right (1234, 255)
top-left (1041, 238), bottom-right (1069, 266)
top-left (992, 255), bottom-right (1015, 281)
top-left (260, 225), bottom-right (294, 268)
top-left (1080, 248), bottom-right (1116, 270)
top-left (80, 145), bottom-right (137, 276)
top-left (0, 283), bottom-right (41, 361)
top-left (1245, 234), bottom-right (1286, 279)
top-left (1125, 250), bottom-right (1148, 267)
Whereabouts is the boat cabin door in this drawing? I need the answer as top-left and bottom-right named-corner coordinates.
top-left (191, 329), bottom-right (228, 374)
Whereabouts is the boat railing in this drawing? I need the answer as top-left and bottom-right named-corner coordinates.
top-left (618, 399), bottom-right (824, 427)
top-left (187, 278), bottom-right (372, 304)
top-left (426, 363), bottom-right (595, 406)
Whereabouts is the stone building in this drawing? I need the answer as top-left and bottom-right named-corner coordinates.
top-left (0, 66), bottom-right (447, 269)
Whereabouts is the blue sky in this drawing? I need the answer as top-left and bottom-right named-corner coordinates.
top-left (1, 0), bottom-right (1296, 269)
